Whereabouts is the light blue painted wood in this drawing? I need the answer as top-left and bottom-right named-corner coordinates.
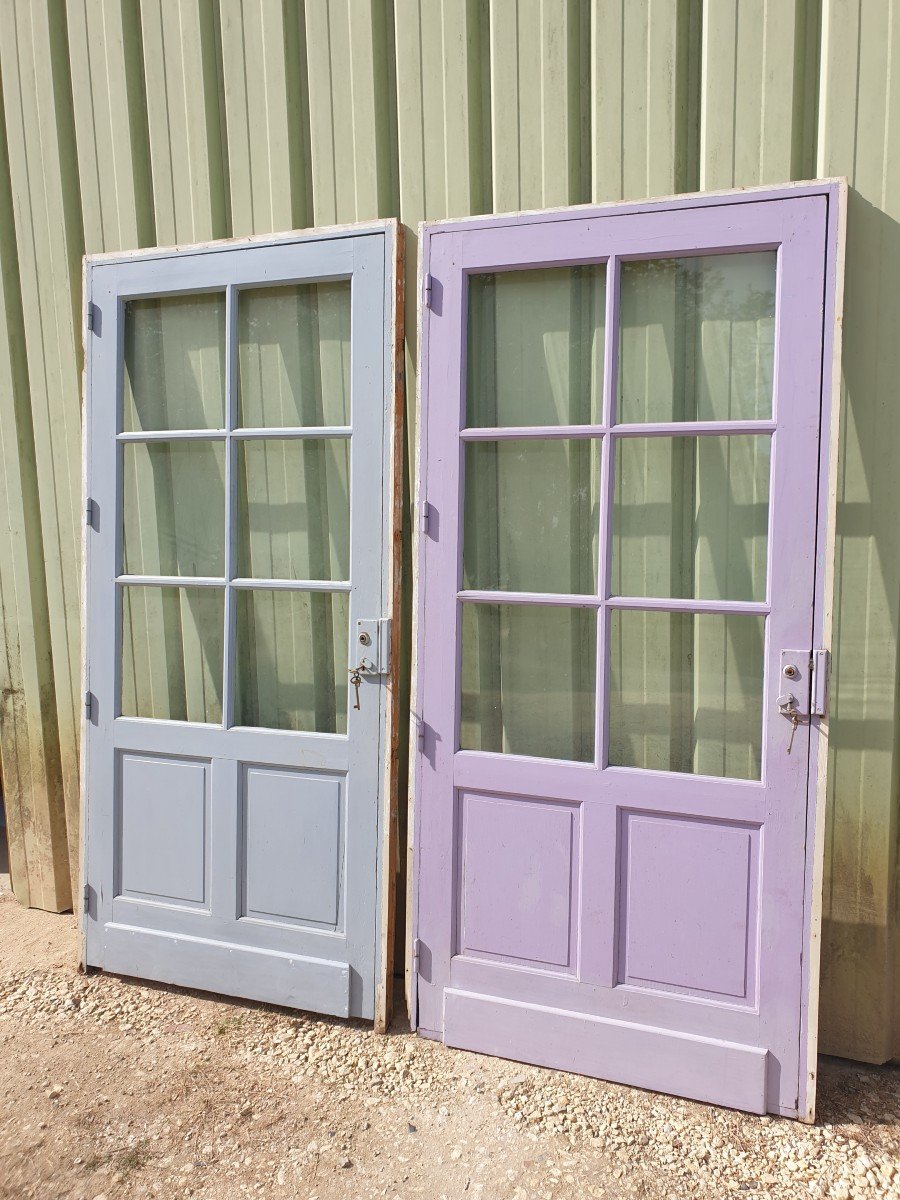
top-left (83, 225), bottom-right (396, 1021)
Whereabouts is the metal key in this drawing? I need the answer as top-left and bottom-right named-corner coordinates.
top-left (349, 669), bottom-right (362, 711)
top-left (787, 712), bottom-right (799, 755)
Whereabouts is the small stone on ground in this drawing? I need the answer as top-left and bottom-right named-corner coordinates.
top-left (1, 871), bottom-right (898, 1199)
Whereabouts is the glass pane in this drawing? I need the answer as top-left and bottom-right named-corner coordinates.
top-left (124, 294), bottom-right (226, 431)
top-left (238, 282), bottom-right (351, 428)
top-left (460, 603), bottom-right (596, 762)
top-left (237, 439), bottom-right (350, 581)
top-left (122, 441), bottom-right (226, 577)
top-left (612, 436), bottom-right (770, 602)
top-left (235, 590), bottom-right (349, 733)
top-left (467, 265), bottom-right (605, 427)
top-left (618, 252), bottom-right (776, 423)
top-left (464, 440), bottom-right (599, 593)
top-left (121, 586), bottom-right (224, 722)
top-left (608, 610), bottom-right (764, 780)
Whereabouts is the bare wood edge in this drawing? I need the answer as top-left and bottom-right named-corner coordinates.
top-left (83, 218), bottom-right (398, 267)
top-left (78, 255), bottom-right (90, 967)
top-left (405, 221), bottom-right (431, 1031)
top-left (417, 178), bottom-right (848, 236)
top-left (375, 220), bottom-right (405, 1034)
top-left (802, 178), bottom-right (848, 1122)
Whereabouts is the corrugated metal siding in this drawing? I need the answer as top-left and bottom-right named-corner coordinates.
top-left (0, 0), bottom-right (895, 1063)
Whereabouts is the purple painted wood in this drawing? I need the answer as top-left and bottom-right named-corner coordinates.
top-left (413, 185), bottom-right (841, 1119)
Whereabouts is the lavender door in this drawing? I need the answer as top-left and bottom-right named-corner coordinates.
top-left (412, 186), bottom-right (842, 1118)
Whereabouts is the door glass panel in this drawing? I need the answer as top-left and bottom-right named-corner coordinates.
top-left (608, 609), bottom-right (764, 780)
top-left (618, 252), bottom-right (776, 424)
top-left (238, 282), bottom-right (351, 428)
top-left (237, 439), bottom-right (350, 581)
top-left (123, 294), bottom-right (226, 431)
top-left (460, 603), bottom-right (596, 762)
top-left (122, 441), bottom-right (226, 577)
top-left (121, 586), bottom-right (224, 722)
top-left (463, 440), bottom-right (599, 594)
top-left (235, 589), bottom-right (349, 733)
top-left (467, 266), bottom-right (605, 427)
top-left (612, 435), bottom-right (770, 602)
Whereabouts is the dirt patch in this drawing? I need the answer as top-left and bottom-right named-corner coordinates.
top-left (0, 873), bottom-right (898, 1199)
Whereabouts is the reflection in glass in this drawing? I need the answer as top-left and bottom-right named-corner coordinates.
top-left (238, 282), bottom-right (351, 427)
top-left (612, 436), bottom-right (770, 602)
top-left (122, 440), bottom-right (226, 577)
top-left (460, 603), bottom-right (596, 762)
top-left (618, 252), bottom-right (776, 424)
top-left (123, 294), bottom-right (226, 431)
top-left (235, 589), bottom-right (349, 733)
top-left (237, 439), bottom-right (350, 581)
top-left (608, 610), bottom-right (764, 779)
top-left (121, 586), bottom-right (224, 722)
top-left (467, 266), bottom-right (605, 427)
top-left (464, 440), bottom-right (599, 593)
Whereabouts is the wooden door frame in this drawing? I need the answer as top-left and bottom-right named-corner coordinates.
top-left (408, 182), bottom-right (846, 1119)
top-left (79, 219), bottom-right (404, 1033)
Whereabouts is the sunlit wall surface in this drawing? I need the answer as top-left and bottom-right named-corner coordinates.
top-left (0, 0), bottom-right (895, 1063)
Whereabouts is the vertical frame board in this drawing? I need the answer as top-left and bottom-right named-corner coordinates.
top-left (410, 182), bottom-right (845, 1118)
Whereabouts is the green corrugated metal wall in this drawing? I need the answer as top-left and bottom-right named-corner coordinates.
top-left (0, 0), bottom-right (896, 1064)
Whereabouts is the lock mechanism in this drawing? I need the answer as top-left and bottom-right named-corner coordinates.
top-left (354, 618), bottom-right (391, 675)
top-left (779, 651), bottom-right (811, 718)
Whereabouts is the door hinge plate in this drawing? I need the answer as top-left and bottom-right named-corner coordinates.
top-left (412, 937), bottom-right (421, 971)
top-left (86, 302), bottom-right (96, 332)
top-left (419, 500), bottom-right (431, 536)
top-left (811, 649), bottom-right (830, 716)
top-left (355, 618), bottom-right (391, 674)
top-left (85, 497), bottom-right (95, 527)
top-left (423, 274), bottom-right (434, 309)
top-left (84, 689), bottom-right (93, 719)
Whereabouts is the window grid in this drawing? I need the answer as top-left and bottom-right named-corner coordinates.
top-left (456, 253), bottom-right (775, 771)
top-left (116, 282), bottom-right (352, 730)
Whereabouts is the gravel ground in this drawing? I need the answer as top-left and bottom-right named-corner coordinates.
top-left (0, 872), bottom-right (898, 1199)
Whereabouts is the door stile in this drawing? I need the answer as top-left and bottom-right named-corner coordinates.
top-left (414, 232), bottom-right (467, 1036)
top-left (756, 197), bottom-right (830, 1113)
top-left (209, 755), bottom-right (238, 920)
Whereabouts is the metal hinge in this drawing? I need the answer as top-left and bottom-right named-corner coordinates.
top-left (83, 882), bottom-right (91, 906)
top-left (419, 500), bottom-right (431, 536)
top-left (85, 497), bottom-right (95, 527)
top-left (416, 715), bottom-right (426, 750)
top-left (423, 274), bottom-right (434, 309)
top-left (84, 690), bottom-right (93, 720)
top-left (86, 302), bottom-right (96, 332)
top-left (810, 649), bottom-right (830, 716)
top-left (412, 937), bottom-right (421, 972)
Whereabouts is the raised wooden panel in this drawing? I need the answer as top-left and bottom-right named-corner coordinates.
top-left (241, 766), bottom-right (343, 928)
top-left (458, 792), bottom-right (579, 971)
top-left (618, 811), bottom-right (759, 1004)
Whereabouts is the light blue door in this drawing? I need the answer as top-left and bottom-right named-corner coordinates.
top-left (83, 225), bottom-right (398, 1022)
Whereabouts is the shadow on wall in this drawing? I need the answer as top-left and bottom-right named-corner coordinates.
top-left (820, 190), bottom-right (900, 1064)
top-left (0, 792), bottom-right (8, 876)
